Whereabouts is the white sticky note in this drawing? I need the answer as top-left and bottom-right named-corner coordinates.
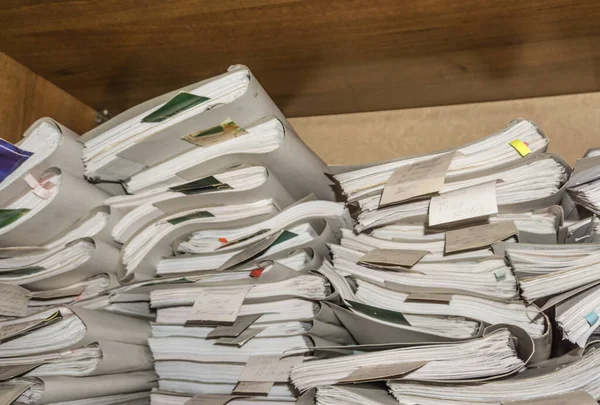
top-left (238, 355), bottom-right (304, 382)
top-left (429, 181), bottom-right (498, 227)
top-left (186, 285), bottom-right (252, 325)
top-left (379, 153), bottom-right (454, 207)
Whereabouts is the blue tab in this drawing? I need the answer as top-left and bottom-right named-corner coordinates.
top-left (0, 139), bottom-right (33, 183)
top-left (494, 269), bottom-right (506, 281)
top-left (585, 311), bottom-right (599, 326)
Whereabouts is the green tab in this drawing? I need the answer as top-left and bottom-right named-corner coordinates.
top-left (0, 209), bottom-right (30, 229)
top-left (346, 300), bottom-right (411, 326)
top-left (169, 176), bottom-right (233, 195)
top-left (182, 118), bottom-right (248, 147)
top-left (167, 210), bottom-right (215, 225)
top-left (270, 230), bottom-right (298, 247)
top-left (141, 92), bottom-right (210, 123)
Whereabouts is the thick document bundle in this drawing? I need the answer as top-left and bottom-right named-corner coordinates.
top-left (80, 66), bottom-right (335, 200)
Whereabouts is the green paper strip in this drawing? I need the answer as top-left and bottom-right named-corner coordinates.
top-left (0, 209), bottom-right (30, 229)
top-left (346, 300), bottom-right (411, 327)
top-left (167, 210), bottom-right (215, 225)
top-left (142, 92), bottom-right (210, 123)
top-left (169, 176), bottom-right (233, 195)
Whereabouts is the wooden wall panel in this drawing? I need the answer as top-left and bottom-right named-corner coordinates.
top-left (0, 52), bottom-right (97, 143)
top-left (2, 1), bottom-right (600, 117)
top-left (290, 92), bottom-right (600, 167)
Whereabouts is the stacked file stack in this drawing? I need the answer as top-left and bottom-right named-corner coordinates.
top-left (74, 66), bottom-right (357, 404)
top-left (0, 121), bottom-right (157, 404)
top-left (0, 118), bottom-right (123, 314)
top-left (283, 122), bottom-right (600, 404)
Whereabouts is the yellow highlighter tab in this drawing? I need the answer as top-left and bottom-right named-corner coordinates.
top-left (509, 139), bottom-right (531, 157)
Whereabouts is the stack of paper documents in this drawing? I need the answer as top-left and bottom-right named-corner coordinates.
top-left (0, 306), bottom-right (156, 404)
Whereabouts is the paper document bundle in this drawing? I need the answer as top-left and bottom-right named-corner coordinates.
top-left (2, 65), bottom-right (600, 405)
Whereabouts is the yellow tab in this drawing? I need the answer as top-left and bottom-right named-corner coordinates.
top-left (509, 139), bottom-right (531, 157)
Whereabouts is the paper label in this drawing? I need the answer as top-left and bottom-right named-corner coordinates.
top-left (207, 314), bottom-right (262, 339)
top-left (216, 327), bottom-right (264, 347)
top-left (359, 248), bottom-right (428, 268)
top-left (379, 153), bottom-right (454, 207)
top-left (445, 221), bottom-right (518, 253)
top-left (501, 391), bottom-right (597, 405)
top-left (183, 118), bottom-right (249, 148)
top-left (167, 210), bottom-right (215, 225)
top-left (405, 293), bottom-right (452, 304)
top-left (338, 361), bottom-right (427, 383)
top-left (0, 284), bottom-right (30, 317)
top-left (0, 209), bottom-right (30, 229)
top-left (232, 381), bottom-right (274, 395)
top-left (184, 395), bottom-right (241, 405)
top-left (428, 181), bottom-right (498, 227)
top-left (509, 139), bottom-right (532, 157)
top-left (169, 176), bottom-right (233, 195)
top-left (186, 286), bottom-right (252, 325)
top-left (346, 300), bottom-right (411, 326)
top-left (142, 92), bottom-right (210, 123)
top-left (238, 355), bottom-right (304, 382)
top-left (0, 381), bottom-right (34, 405)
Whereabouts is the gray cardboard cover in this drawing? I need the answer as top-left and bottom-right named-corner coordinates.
top-left (36, 370), bottom-right (157, 404)
top-left (90, 341), bottom-right (153, 376)
top-left (24, 237), bottom-right (120, 291)
top-left (68, 305), bottom-right (151, 347)
top-left (0, 168), bottom-right (111, 247)
top-left (327, 302), bottom-right (484, 346)
top-left (330, 119), bottom-right (549, 177)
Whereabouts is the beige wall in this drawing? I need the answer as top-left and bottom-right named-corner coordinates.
top-left (291, 92), bottom-right (600, 167)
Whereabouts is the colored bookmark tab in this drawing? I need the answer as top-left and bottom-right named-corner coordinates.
top-left (585, 311), bottom-right (599, 326)
top-left (494, 269), bottom-right (506, 281)
top-left (0, 138), bottom-right (33, 183)
top-left (141, 92), bottom-right (209, 123)
top-left (509, 139), bottom-right (531, 157)
top-left (183, 118), bottom-right (249, 148)
top-left (24, 174), bottom-right (54, 199)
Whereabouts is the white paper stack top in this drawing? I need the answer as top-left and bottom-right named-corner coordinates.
top-left (335, 120), bottom-right (548, 203)
top-left (82, 69), bottom-right (250, 178)
top-left (389, 346), bottom-right (600, 404)
top-left (568, 179), bottom-right (600, 214)
top-left (121, 199), bottom-right (278, 276)
top-left (355, 156), bottom-right (568, 231)
top-left (556, 283), bottom-right (600, 347)
top-left (505, 243), bottom-right (600, 302)
top-left (108, 165), bottom-right (268, 244)
top-left (290, 329), bottom-right (523, 391)
top-left (124, 118), bottom-right (284, 193)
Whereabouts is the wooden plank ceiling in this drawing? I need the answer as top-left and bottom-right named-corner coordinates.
top-left (2, 0), bottom-right (600, 117)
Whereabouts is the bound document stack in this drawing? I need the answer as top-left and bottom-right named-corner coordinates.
top-left (72, 65), bottom-right (357, 404)
top-left (0, 307), bottom-right (156, 404)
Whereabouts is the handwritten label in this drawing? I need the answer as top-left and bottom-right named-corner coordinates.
top-left (232, 381), bottom-right (273, 395)
top-left (501, 391), bottom-right (597, 405)
top-left (207, 314), bottom-right (262, 339)
top-left (183, 118), bottom-right (249, 148)
top-left (445, 221), bottom-right (518, 253)
top-left (239, 355), bottom-right (304, 382)
top-left (359, 248), bottom-right (428, 268)
top-left (428, 181), bottom-right (498, 227)
top-left (338, 361), bottom-right (427, 383)
top-left (0, 284), bottom-right (30, 317)
top-left (216, 327), bottom-right (264, 347)
top-left (509, 139), bottom-right (532, 157)
top-left (186, 286), bottom-right (252, 325)
top-left (184, 395), bottom-right (241, 405)
top-left (405, 293), bottom-right (452, 304)
top-left (380, 153), bottom-right (454, 207)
